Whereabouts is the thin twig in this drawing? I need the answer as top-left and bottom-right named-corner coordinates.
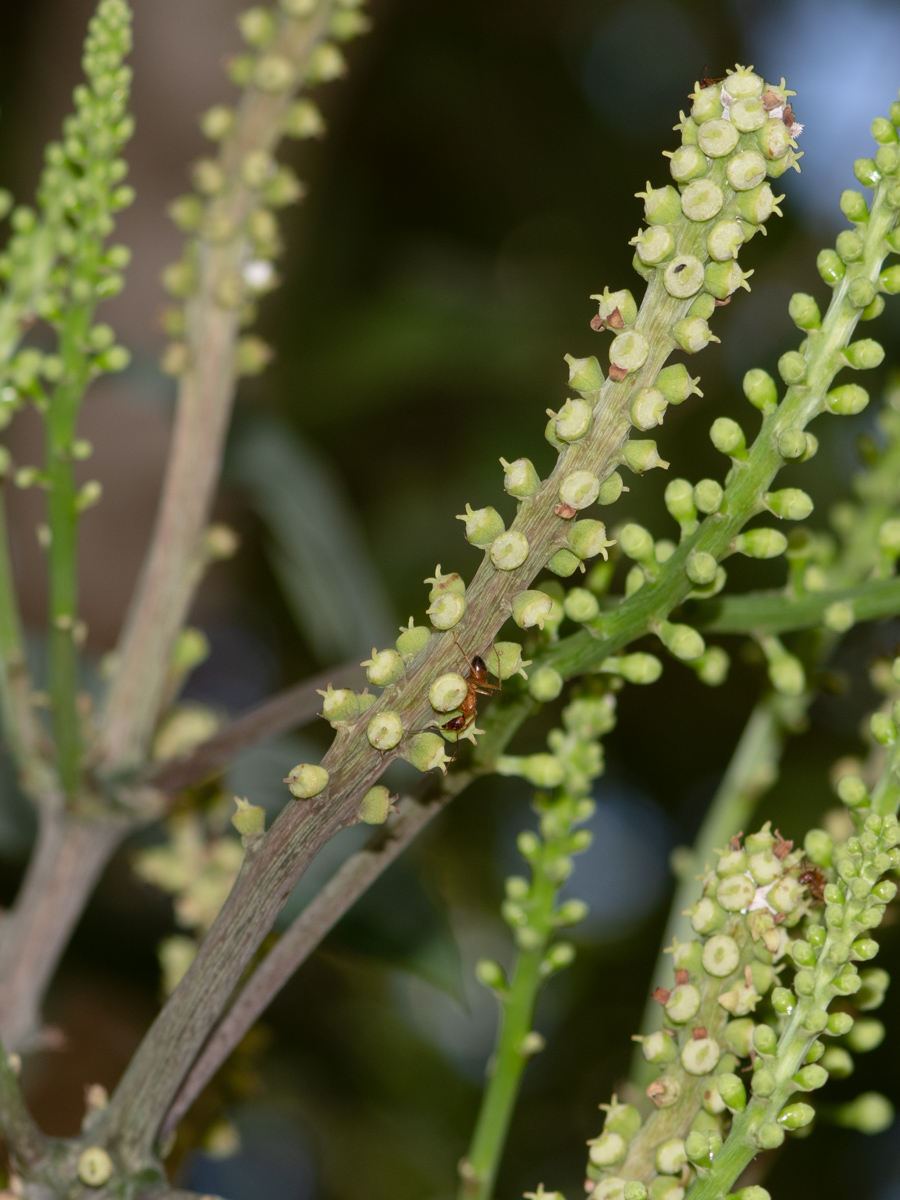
top-left (99, 0), bottom-right (336, 772)
top-left (146, 662), bottom-right (366, 795)
top-left (161, 776), bottom-right (463, 1138)
top-left (0, 1033), bottom-right (45, 1168)
top-left (0, 804), bottom-right (129, 1051)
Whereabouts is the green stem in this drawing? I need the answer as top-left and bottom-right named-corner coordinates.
top-left (461, 945), bottom-right (546, 1200)
top-left (46, 301), bottom-right (94, 796)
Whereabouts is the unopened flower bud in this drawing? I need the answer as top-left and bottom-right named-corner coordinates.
top-left (475, 958), bottom-right (507, 991)
top-left (686, 550), bottom-right (717, 586)
top-left (732, 529), bottom-right (787, 558)
top-left (640, 183), bottom-right (682, 224)
top-left (231, 797), bottom-right (265, 839)
top-left (568, 520), bottom-right (614, 562)
top-left (634, 1030), bottom-right (677, 1064)
top-left (512, 590), bottom-right (553, 630)
top-left (631, 387), bottom-right (667, 430)
top-left (834, 1092), bottom-right (894, 1134)
top-left (673, 316), bottom-right (719, 353)
top-left (528, 666), bottom-right (563, 702)
top-left (622, 440), bottom-right (668, 473)
top-left (598, 472), bottom-right (625, 505)
top-left (484, 641), bottom-right (529, 680)
top-left (403, 731), bottom-right (452, 774)
top-left (844, 339), bottom-right (885, 370)
top-left (871, 711), bottom-right (897, 745)
top-left (367, 711), bottom-right (403, 751)
top-left (358, 785), bottom-right (394, 824)
top-left (285, 763), bottom-right (329, 799)
top-left (716, 1071), bottom-right (747, 1112)
top-left (317, 685), bottom-right (361, 726)
top-left (500, 456), bottom-right (540, 497)
top-left (564, 353), bottom-right (604, 394)
top-left (825, 383), bottom-right (869, 416)
top-left (78, 1148), bottom-right (113, 1187)
top-left (659, 621), bottom-right (704, 662)
top-left (427, 592), bottom-right (466, 630)
top-left (455, 504), bottom-right (505, 547)
top-left (283, 98), bottom-right (325, 138)
top-left (491, 531), bottom-right (530, 571)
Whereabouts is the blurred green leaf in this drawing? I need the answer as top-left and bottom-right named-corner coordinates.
top-left (229, 416), bottom-right (394, 664)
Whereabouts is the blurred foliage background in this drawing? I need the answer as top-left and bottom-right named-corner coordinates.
top-left (3, 0), bottom-right (900, 1198)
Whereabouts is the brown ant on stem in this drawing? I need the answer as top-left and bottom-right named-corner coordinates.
top-left (431, 636), bottom-right (503, 754)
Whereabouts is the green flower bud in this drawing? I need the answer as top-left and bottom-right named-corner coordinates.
top-left (696, 117), bottom-right (738, 157)
top-left (231, 797), bottom-right (265, 839)
top-left (717, 1072), bottom-right (747, 1112)
top-left (648, 1174), bottom-right (683, 1200)
top-left (633, 225), bottom-right (675, 265)
top-left (732, 528), bottom-right (787, 559)
top-left (816, 248), bottom-right (846, 287)
top-left (871, 711), bottom-right (897, 745)
top-left (639, 183), bottom-right (682, 224)
top-left (703, 934), bottom-right (740, 977)
top-left (285, 763), bottom-right (329, 799)
top-left (624, 1184), bottom-right (648, 1200)
top-left (403, 731), bottom-right (452, 774)
top-left (828, 1011), bottom-right (855, 1037)
top-left (673, 316), bottom-right (719, 353)
top-left (282, 98), bottom-right (325, 139)
top-left (358, 785), bottom-right (394, 824)
top-left (836, 229), bottom-right (864, 262)
top-left (663, 255), bottom-right (704, 299)
top-left (565, 353), bottom-right (604, 393)
top-left (598, 472), bottom-right (625, 505)
top-left (512, 591), bottom-right (554, 630)
top-left (592, 288), bottom-right (638, 326)
top-left (716, 873), bottom-right (755, 912)
top-left (846, 1017), bottom-right (885, 1053)
top-left (456, 504), bottom-right (505, 546)
top-left (602, 1099), bottom-right (642, 1139)
top-left (710, 417), bottom-right (747, 459)
top-left (822, 600), bottom-right (854, 633)
top-left (694, 644), bottom-right (730, 687)
top-left (554, 397), bottom-right (593, 442)
top-left (547, 549), bottom-right (581, 577)
top-left (362, 648), bottom-right (405, 688)
top-left (691, 896), bottom-right (727, 935)
top-left (559, 470), bottom-right (600, 509)
top-left (778, 1102), bottom-right (815, 1130)
top-left (686, 551), bottom-right (717, 585)
top-left (396, 620), bottom-right (430, 662)
top-left (634, 1030), bottom-right (677, 1063)
top-left (622, 440), bottom-right (668, 473)
top-left (619, 523), bottom-right (654, 564)
top-left (737, 183), bottom-right (783, 228)
top-left (694, 478), bottom-right (724, 513)
top-left (429, 673), bottom-right (468, 713)
top-left (367, 711), bottom-right (404, 751)
top-left (834, 1092), bottom-right (894, 1134)
top-left (658, 620), bottom-right (704, 662)
top-left (500, 456), bottom-right (541, 497)
top-left (564, 588), bottom-right (599, 623)
top-left (317, 685), bottom-right (361, 726)
top-left (685, 1128), bottom-right (722, 1167)
top-left (609, 330), bottom-right (649, 373)
top-left (78, 1148), bottom-right (113, 1188)
top-left (235, 335), bottom-right (273, 375)
top-left (708, 218), bottom-right (744, 261)
top-left (667, 142), bottom-right (707, 182)
top-left (825, 383), bottom-right (869, 415)
top-left (681, 1035), bottom-right (720, 1076)
top-left (803, 1007), bottom-right (830, 1033)
top-left (491, 531), bottom-right (530, 571)
top-left (655, 367), bottom-right (701, 412)
top-left (528, 666), bottom-right (563, 702)
top-left (602, 652), bottom-right (663, 685)
top-left (631, 387), bottom-right (668, 430)
top-left (680, 178), bottom-right (724, 221)
top-left (820, 1046), bottom-right (854, 1078)
top-left (239, 5), bottom-right (276, 46)
top-left (427, 593), bottom-right (466, 630)
top-left (475, 958), bottom-right (507, 992)
top-left (849, 278), bottom-right (877, 309)
top-left (665, 478), bottom-right (697, 527)
top-left (763, 488), bottom-right (814, 521)
top-left (569, 519), bottom-right (613, 560)
top-left (666, 982), bottom-right (701, 1023)
top-left (589, 1130), bottom-right (627, 1167)
top-left (655, 1137), bottom-right (687, 1175)
top-left (844, 339), bottom-right (885, 370)
top-left (704, 260), bottom-right (749, 300)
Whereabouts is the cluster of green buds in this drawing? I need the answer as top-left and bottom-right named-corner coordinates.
top-left (161, 0), bottom-right (368, 377)
top-left (582, 775), bottom-right (899, 1200)
top-left (0, 0), bottom-right (134, 412)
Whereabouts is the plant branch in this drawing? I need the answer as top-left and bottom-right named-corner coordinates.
top-left (0, 803), bottom-right (128, 1051)
top-left (160, 773), bottom-right (467, 1139)
top-left (99, 0), bottom-right (338, 772)
top-left (0, 1033), bottom-right (45, 1168)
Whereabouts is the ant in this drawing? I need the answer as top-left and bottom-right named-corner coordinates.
top-left (438, 636), bottom-right (502, 746)
top-left (798, 859), bottom-right (827, 907)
